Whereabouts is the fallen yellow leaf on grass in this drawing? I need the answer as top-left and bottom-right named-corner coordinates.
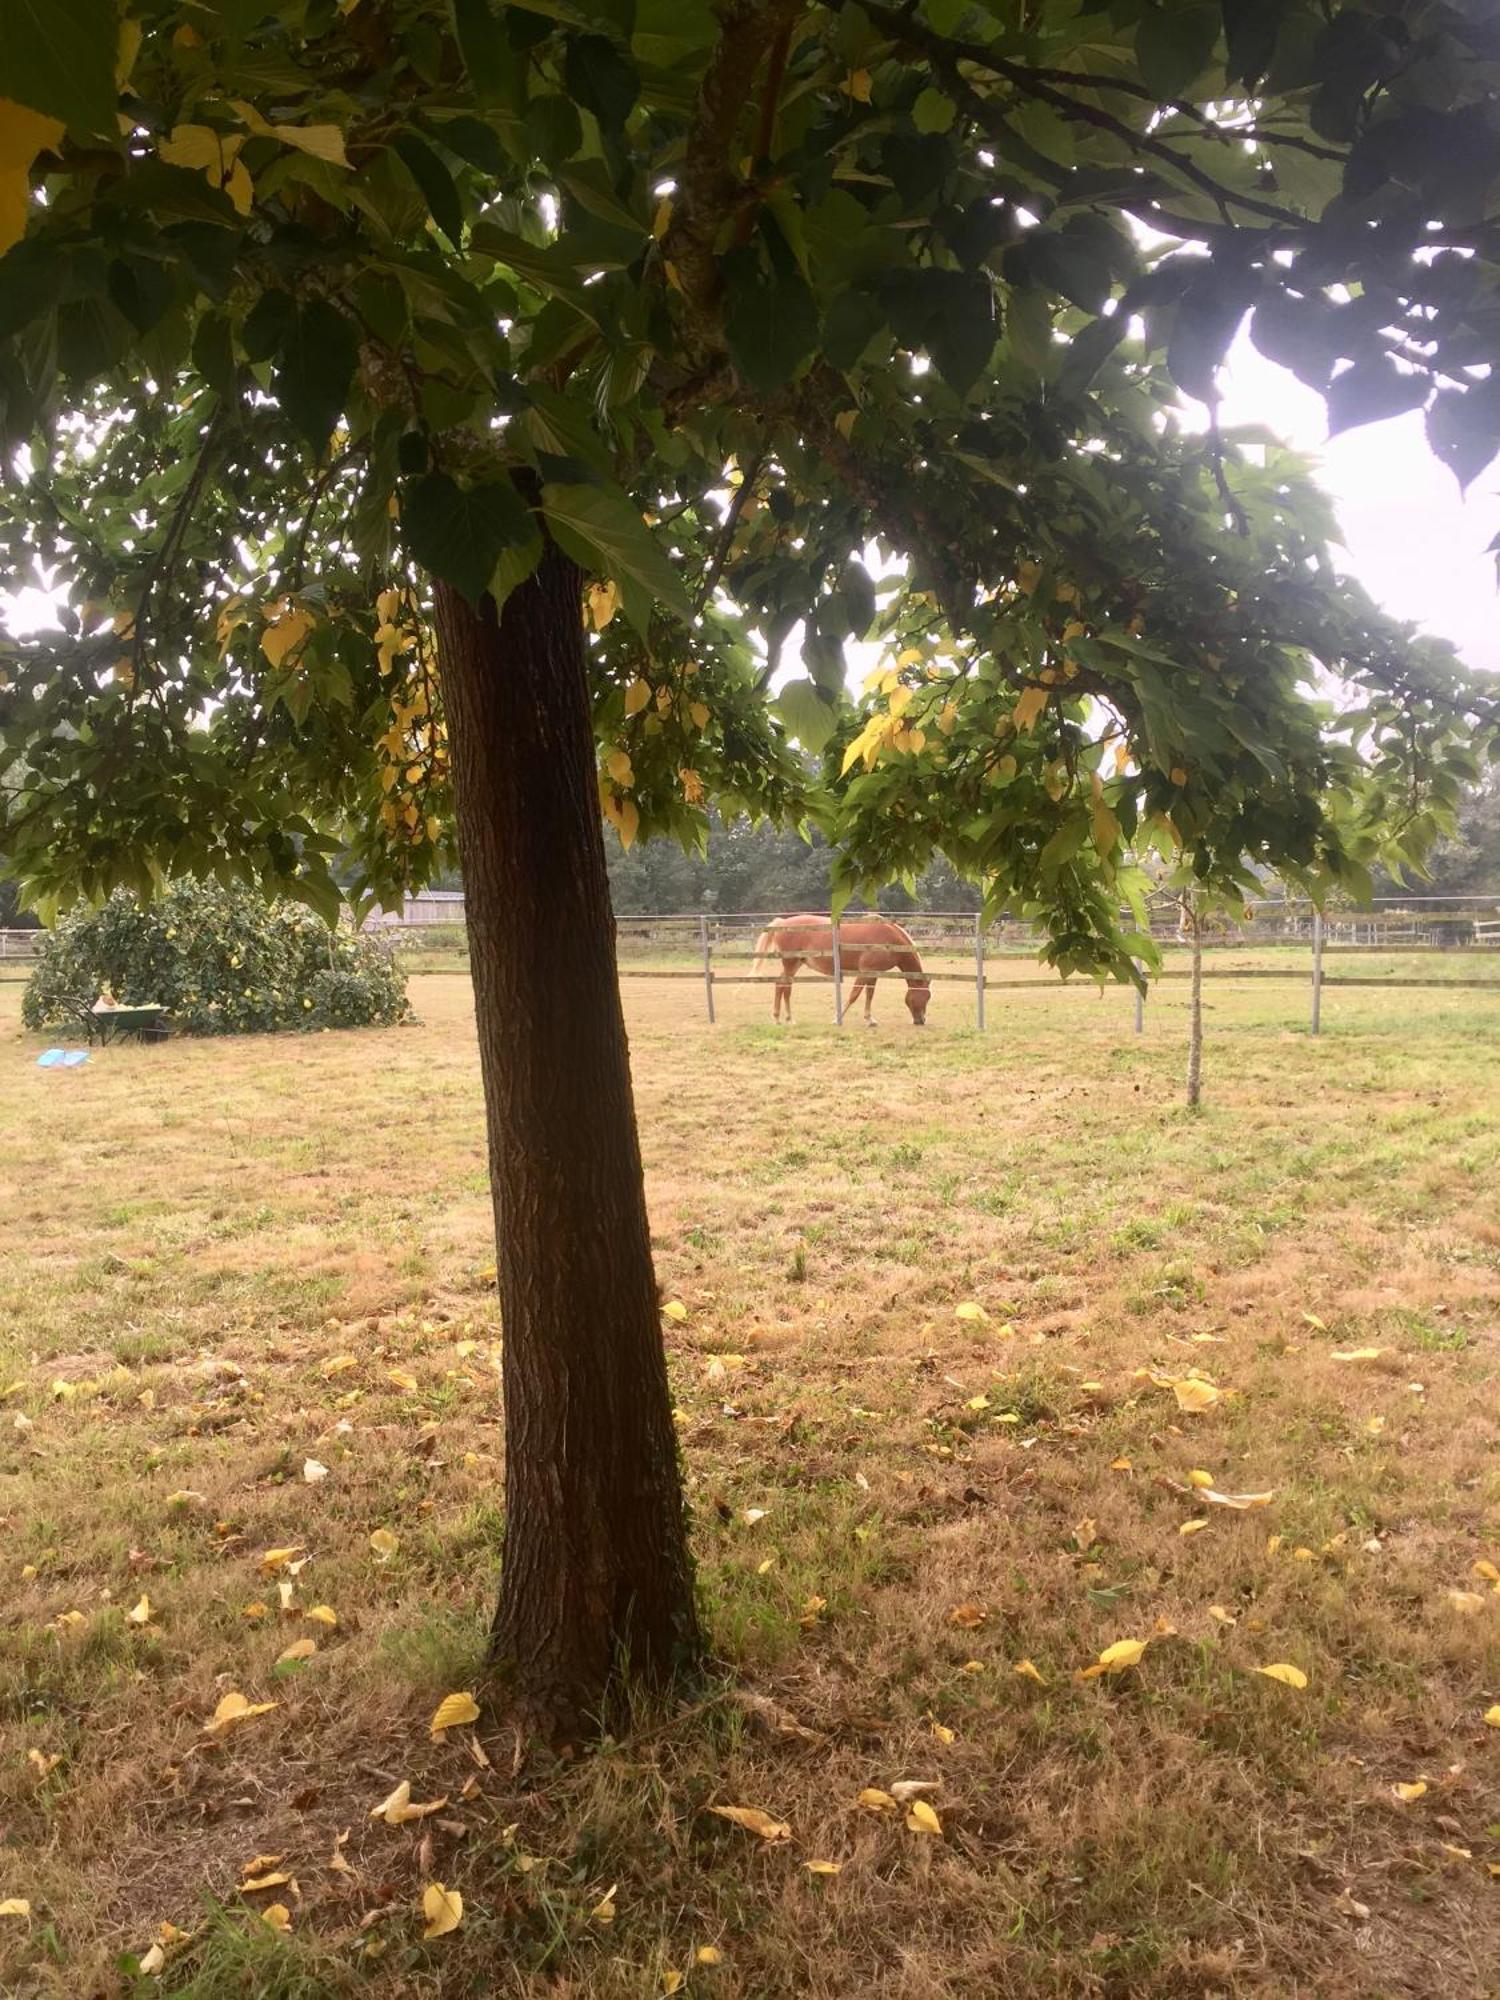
top-left (905, 1798), bottom-right (942, 1836)
top-left (929, 1719), bottom-right (955, 1744)
top-left (953, 1301), bottom-right (987, 1323)
top-left (370, 1781), bottom-right (448, 1827)
top-left (1202, 1488), bottom-right (1275, 1511)
top-left (662, 1300), bottom-right (688, 1322)
top-left (1331, 1348), bottom-right (1386, 1364)
top-left (1208, 1606), bottom-right (1237, 1626)
top-left (127, 1594), bottom-right (153, 1624)
top-left (805, 1859), bottom-right (842, 1875)
top-left (422, 1884), bottom-right (463, 1938)
top-left (276, 1638), bottom-right (317, 1665)
top-left (386, 1368), bottom-right (418, 1393)
top-left (1110, 1456), bottom-right (1132, 1472)
top-left (856, 1787), bottom-right (897, 1813)
top-left (1187, 1469), bottom-right (1215, 1489)
top-left (948, 1601), bottom-right (986, 1628)
top-left (305, 1605), bottom-right (338, 1628)
top-left (322, 1354), bottom-right (359, 1377)
top-left (27, 1750), bottom-right (61, 1777)
top-left (1079, 1637), bottom-right (1148, 1679)
top-left (1448, 1590), bottom-right (1486, 1614)
top-left (238, 1870), bottom-right (292, 1893)
top-left (1483, 1705), bottom-right (1500, 1728)
top-left (1072, 1517), bottom-right (1097, 1551)
top-left (369, 1528), bottom-right (399, 1560)
top-left (696, 1944), bottom-right (724, 1965)
top-left (259, 1547), bottom-right (302, 1573)
top-left (1179, 1519), bottom-right (1210, 1537)
top-left (0, 1899), bottom-right (31, 1919)
top-left (589, 1885), bottom-right (617, 1924)
top-left (662, 1974), bottom-right (684, 1997)
top-left (708, 1805), bottom-right (790, 1841)
top-left (1171, 1377), bottom-right (1221, 1413)
top-left (1392, 1780), bottom-right (1428, 1802)
top-left (1255, 1664), bottom-right (1307, 1689)
top-left (1473, 1560), bottom-right (1500, 1583)
top-left (261, 1903), bottom-right (291, 1931)
top-left (204, 1691), bottom-right (278, 1736)
top-left (1013, 1658), bottom-right (1047, 1686)
top-left (430, 1691), bottom-right (481, 1736)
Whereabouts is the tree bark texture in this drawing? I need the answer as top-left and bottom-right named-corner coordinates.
top-left (433, 548), bottom-right (701, 1736)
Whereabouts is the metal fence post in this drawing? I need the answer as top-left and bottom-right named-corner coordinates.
top-left (831, 914), bottom-right (844, 1025)
top-left (698, 914), bottom-right (715, 1024)
top-left (973, 913), bottom-right (986, 1030)
top-left (1310, 909), bottom-right (1324, 1035)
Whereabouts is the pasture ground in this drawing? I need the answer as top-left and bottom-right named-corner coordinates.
top-left (1, 961), bottom-right (1498, 1998)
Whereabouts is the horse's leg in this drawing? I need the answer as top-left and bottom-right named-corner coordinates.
top-left (862, 977), bottom-right (876, 1023)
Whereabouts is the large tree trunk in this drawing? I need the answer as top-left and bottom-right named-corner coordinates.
top-left (432, 546), bottom-right (701, 1739)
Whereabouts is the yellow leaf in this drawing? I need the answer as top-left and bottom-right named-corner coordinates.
top-left (204, 1691), bottom-right (278, 1736)
top-left (322, 1353), bottom-right (358, 1377)
top-left (842, 68), bottom-right (873, 100)
top-left (276, 1637), bottom-right (317, 1665)
top-left (239, 1870), bottom-right (292, 1893)
top-left (589, 1885), bottom-right (617, 1924)
top-left (116, 17), bottom-right (144, 86)
top-left (855, 1787), bottom-right (897, 1813)
top-left (1013, 1658), bottom-right (1047, 1687)
top-left (424, 1883), bottom-right (466, 1941)
top-left (371, 1780), bottom-right (448, 1826)
top-left (1072, 1516), bottom-right (1097, 1551)
top-left (27, 1749), bottom-right (61, 1777)
top-left (806, 1859), bottom-right (843, 1875)
top-left (386, 1367), bottom-right (418, 1392)
top-left (652, 195), bottom-right (673, 238)
top-left (1011, 686), bottom-right (1048, 733)
top-left (1079, 1637), bottom-right (1149, 1680)
top-left (0, 103), bottom-right (65, 257)
top-left (223, 158), bottom-right (254, 216)
top-left (1302, 1311), bottom-right (1327, 1330)
top-left (624, 677), bottom-right (651, 716)
top-left (929, 1719), bottom-right (955, 1745)
top-left (954, 1301), bottom-right (987, 1323)
top-left (1179, 1519), bottom-right (1210, 1537)
top-left (1187, 1469), bottom-right (1215, 1489)
top-left (259, 1546), bottom-right (302, 1573)
top-left (1482, 1705), bottom-right (1500, 1727)
top-left (1171, 1377), bottom-right (1221, 1413)
top-left (689, 700), bottom-right (710, 730)
top-left (587, 580), bottom-right (620, 631)
top-left (1111, 1456), bottom-right (1132, 1472)
top-left (271, 123), bottom-right (349, 166)
top-left (834, 408), bottom-right (858, 441)
top-left (905, 1798), bottom-right (942, 1836)
top-left (1207, 1605), bottom-right (1237, 1626)
top-left (947, 1601), bottom-right (987, 1629)
top-left (126, 1594), bottom-right (153, 1625)
top-left (1471, 1560), bottom-right (1500, 1583)
top-left (159, 124), bottom-right (235, 175)
top-left (662, 1974), bottom-right (684, 1998)
top-left (1391, 1780), bottom-right (1427, 1803)
top-left (1448, 1589), bottom-right (1485, 1613)
top-left (966, 1393), bottom-right (991, 1412)
top-left (369, 1528), bottom-right (399, 1560)
top-left (696, 1945), bottom-right (723, 1965)
top-left (1201, 1488), bottom-right (1275, 1511)
top-left (261, 606), bottom-right (313, 668)
top-left (708, 1805), bottom-right (790, 1841)
top-left (605, 748), bottom-right (633, 786)
top-left (430, 1691), bottom-right (481, 1736)
top-left (662, 1300), bottom-right (688, 1322)
top-left (0, 1899), bottom-right (32, 1919)
top-left (1330, 1347), bottom-right (1386, 1364)
top-left (1255, 1663), bottom-right (1307, 1689)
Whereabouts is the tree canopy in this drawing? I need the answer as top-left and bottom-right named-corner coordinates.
top-left (2, 0), bottom-right (1498, 972)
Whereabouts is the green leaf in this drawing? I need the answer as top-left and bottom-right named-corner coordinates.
top-left (1425, 385), bottom-right (1500, 492)
top-left (274, 301), bottom-right (357, 452)
top-left (926, 271), bottom-right (997, 397)
top-left (721, 247), bottom-right (819, 397)
top-left (540, 482), bottom-right (692, 623)
top-left (912, 87), bottom-right (955, 135)
top-left (0, 0), bottom-right (118, 136)
top-left (191, 312), bottom-right (236, 404)
top-left (1136, 5), bottom-right (1220, 102)
top-left (774, 678), bottom-right (839, 752)
top-left (1326, 357), bottom-right (1427, 435)
top-left (490, 523), bottom-right (544, 613)
top-left (563, 35), bottom-right (640, 142)
top-left (450, 0), bottom-right (512, 103)
top-left (391, 134), bottom-right (464, 247)
top-left (403, 470), bottom-right (535, 605)
top-left (1167, 274), bottom-right (1247, 403)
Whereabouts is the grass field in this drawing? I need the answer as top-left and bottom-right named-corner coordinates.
top-left (2, 962), bottom-right (1498, 1998)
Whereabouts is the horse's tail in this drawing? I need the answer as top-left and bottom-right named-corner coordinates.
top-left (751, 927), bottom-right (776, 968)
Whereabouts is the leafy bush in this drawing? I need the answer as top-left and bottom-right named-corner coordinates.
top-left (22, 882), bottom-right (410, 1037)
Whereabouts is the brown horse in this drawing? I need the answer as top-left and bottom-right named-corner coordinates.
top-left (752, 914), bottom-right (932, 1025)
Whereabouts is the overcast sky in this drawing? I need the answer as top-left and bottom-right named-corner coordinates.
top-left (1215, 335), bottom-right (1500, 678)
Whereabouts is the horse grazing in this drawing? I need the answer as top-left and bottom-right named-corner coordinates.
top-left (752, 914), bottom-right (931, 1025)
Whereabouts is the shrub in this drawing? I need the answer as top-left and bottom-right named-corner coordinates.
top-left (22, 882), bottom-right (411, 1037)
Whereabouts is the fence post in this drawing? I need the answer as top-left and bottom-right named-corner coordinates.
top-left (831, 914), bottom-right (844, 1026)
top-left (1310, 909), bottom-right (1324, 1035)
top-left (698, 914), bottom-right (715, 1024)
top-left (1133, 961), bottom-right (1145, 1035)
top-left (973, 913), bottom-right (986, 1030)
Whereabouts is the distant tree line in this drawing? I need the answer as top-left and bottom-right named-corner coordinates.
top-left (604, 814), bottom-right (981, 915)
